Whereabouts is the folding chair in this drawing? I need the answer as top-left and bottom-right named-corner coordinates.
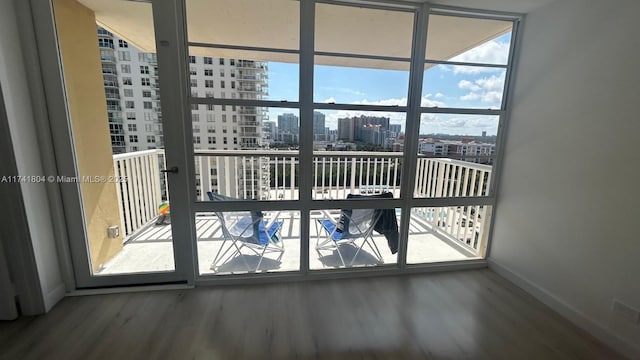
top-left (315, 208), bottom-right (384, 267)
top-left (208, 192), bottom-right (284, 272)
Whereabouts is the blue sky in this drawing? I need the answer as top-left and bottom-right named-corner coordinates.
top-left (266, 33), bottom-right (511, 136)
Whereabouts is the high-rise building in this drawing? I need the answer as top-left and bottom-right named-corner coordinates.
top-left (337, 115), bottom-right (390, 145)
top-left (353, 116), bottom-right (389, 142)
top-left (359, 124), bottom-right (389, 147)
top-left (389, 124), bottom-right (402, 137)
top-left (313, 111), bottom-right (325, 141)
top-left (98, 27), bottom-right (269, 198)
top-left (98, 27), bottom-right (127, 153)
top-left (277, 113), bottom-right (299, 134)
top-left (276, 113), bottom-right (299, 143)
top-left (263, 121), bottom-right (276, 143)
top-left (338, 117), bottom-right (354, 141)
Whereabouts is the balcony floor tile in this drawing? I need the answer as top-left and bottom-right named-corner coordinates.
top-left (97, 213), bottom-right (473, 276)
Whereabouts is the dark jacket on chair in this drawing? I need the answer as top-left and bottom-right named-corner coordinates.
top-left (346, 192), bottom-right (399, 254)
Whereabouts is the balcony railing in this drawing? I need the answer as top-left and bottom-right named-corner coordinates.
top-left (113, 149), bottom-right (167, 238)
top-left (236, 61), bottom-right (268, 69)
top-left (103, 80), bottom-right (118, 88)
top-left (237, 74), bottom-right (268, 82)
top-left (100, 55), bottom-right (116, 62)
top-left (101, 67), bottom-right (117, 75)
top-left (112, 149), bottom-right (492, 254)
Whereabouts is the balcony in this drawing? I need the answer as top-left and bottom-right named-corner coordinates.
top-left (239, 131), bottom-right (260, 138)
top-left (104, 92), bottom-right (120, 100)
top-left (237, 74), bottom-right (268, 82)
top-left (237, 86), bottom-right (268, 95)
top-left (101, 67), bottom-right (117, 75)
top-left (108, 114), bottom-right (123, 123)
top-left (97, 149), bottom-right (491, 274)
top-left (235, 61), bottom-right (268, 70)
top-left (100, 54), bottom-right (116, 63)
top-left (98, 42), bottom-right (114, 50)
top-left (238, 108), bottom-right (265, 115)
top-left (103, 80), bottom-right (118, 88)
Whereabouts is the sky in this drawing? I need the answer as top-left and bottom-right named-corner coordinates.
top-left (266, 33), bottom-right (511, 137)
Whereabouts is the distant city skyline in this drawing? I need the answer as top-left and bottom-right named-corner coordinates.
top-left (266, 32), bottom-right (511, 137)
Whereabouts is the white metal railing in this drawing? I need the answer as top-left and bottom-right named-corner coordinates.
top-left (112, 149), bottom-right (492, 252)
top-left (311, 151), bottom-right (403, 200)
top-left (414, 157), bottom-right (492, 198)
top-left (113, 149), bottom-right (167, 238)
top-left (191, 150), bottom-right (491, 199)
top-left (413, 157), bottom-right (492, 253)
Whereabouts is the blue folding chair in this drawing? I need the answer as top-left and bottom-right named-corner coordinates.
top-left (208, 192), bottom-right (284, 272)
top-left (315, 208), bottom-right (384, 267)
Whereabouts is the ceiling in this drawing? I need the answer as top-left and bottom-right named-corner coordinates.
top-left (78, 0), bottom-right (539, 69)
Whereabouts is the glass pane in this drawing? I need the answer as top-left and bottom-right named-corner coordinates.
top-left (316, 3), bottom-right (413, 58)
top-left (198, 210), bottom-right (300, 275)
top-left (53, 1), bottom-right (175, 275)
top-left (189, 48), bottom-right (298, 102)
top-left (312, 110), bottom-right (405, 200)
top-left (414, 114), bottom-right (497, 198)
top-left (426, 14), bottom-right (513, 65)
top-left (422, 64), bottom-right (506, 110)
top-left (407, 205), bottom-right (491, 263)
top-left (186, 0), bottom-right (299, 50)
top-left (419, 113), bottom-right (498, 137)
top-left (314, 56), bottom-right (409, 105)
top-left (310, 208), bottom-right (400, 270)
top-left (193, 108), bottom-right (299, 201)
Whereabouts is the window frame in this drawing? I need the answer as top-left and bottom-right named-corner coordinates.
top-left (180, 1), bottom-right (520, 281)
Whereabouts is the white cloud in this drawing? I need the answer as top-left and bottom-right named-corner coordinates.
top-left (348, 95), bottom-right (446, 108)
top-left (420, 114), bottom-right (498, 135)
top-left (481, 91), bottom-right (503, 103)
top-left (458, 80), bottom-right (481, 92)
top-left (352, 98), bottom-right (407, 107)
top-left (322, 97), bottom-right (337, 103)
top-left (460, 93), bottom-right (480, 101)
top-left (445, 40), bottom-right (511, 74)
top-left (452, 66), bottom-right (503, 75)
top-left (319, 86), bottom-right (367, 97)
top-left (419, 93), bottom-right (447, 108)
top-left (476, 75), bottom-right (505, 92)
top-left (451, 40), bottom-right (510, 66)
top-left (457, 72), bottom-right (505, 106)
top-left (420, 96), bottom-right (447, 108)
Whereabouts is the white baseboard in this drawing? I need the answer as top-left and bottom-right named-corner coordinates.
top-left (488, 259), bottom-right (640, 360)
top-left (42, 283), bottom-right (66, 312)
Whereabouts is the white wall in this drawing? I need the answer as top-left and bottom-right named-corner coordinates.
top-left (490, 0), bottom-right (640, 357)
top-left (0, 0), bottom-right (65, 313)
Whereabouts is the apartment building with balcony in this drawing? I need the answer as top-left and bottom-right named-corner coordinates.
top-left (420, 138), bottom-right (495, 164)
top-left (98, 28), bottom-right (269, 199)
top-left (98, 28), bottom-right (164, 154)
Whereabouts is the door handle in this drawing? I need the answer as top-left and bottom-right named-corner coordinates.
top-left (161, 166), bottom-right (179, 174)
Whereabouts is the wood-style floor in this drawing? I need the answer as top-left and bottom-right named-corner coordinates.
top-left (0, 269), bottom-right (624, 360)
